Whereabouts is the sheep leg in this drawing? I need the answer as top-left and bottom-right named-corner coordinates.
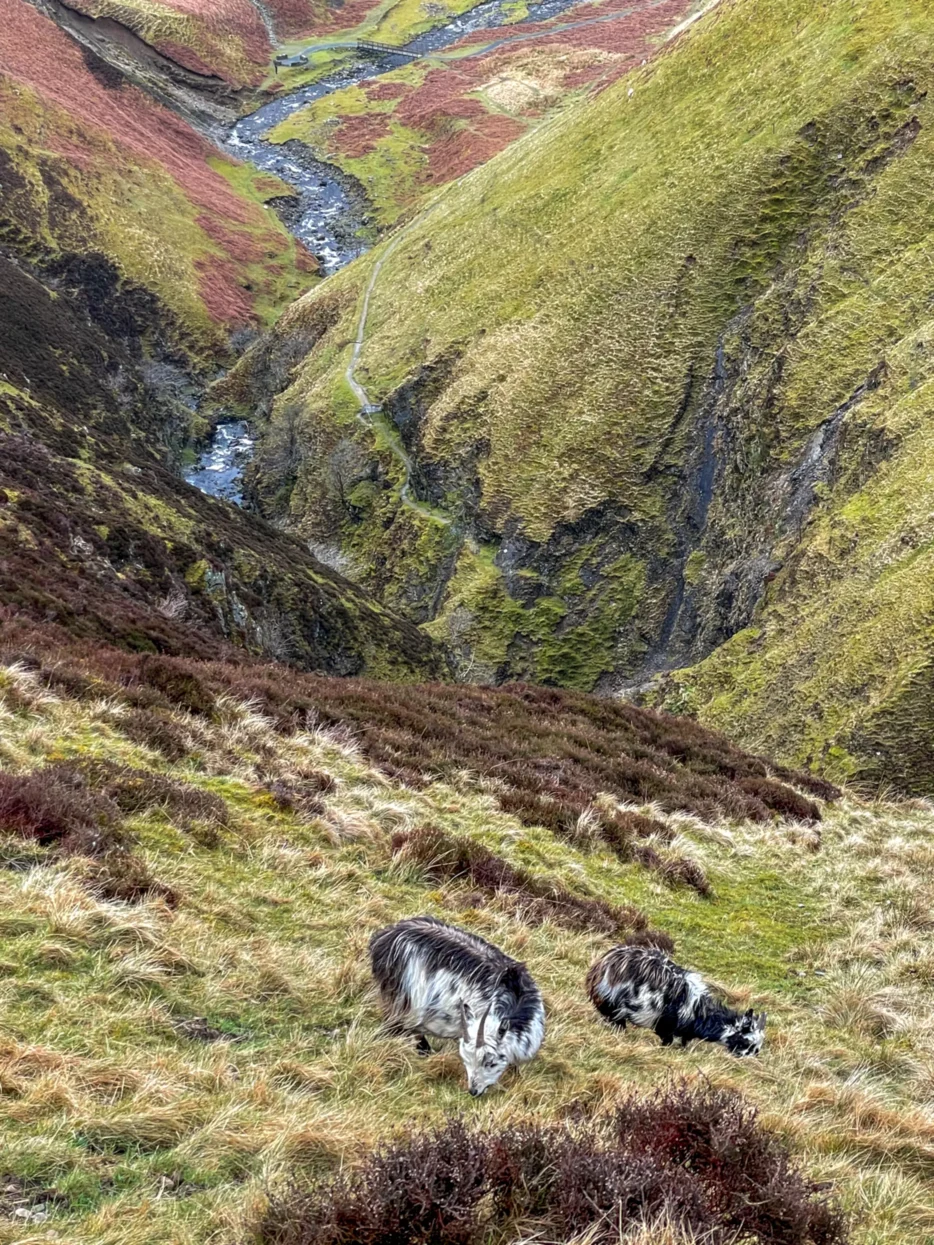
top-left (415, 1034), bottom-right (433, 1056)
top-left (654, 1003), bottom-right (680, 1048)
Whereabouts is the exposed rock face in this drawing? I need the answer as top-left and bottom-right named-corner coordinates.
top-left (26, 0), bottom-right (248, 133)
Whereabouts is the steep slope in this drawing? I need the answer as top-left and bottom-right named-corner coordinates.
top-left (0, 642), bottom-right (931, 1244)
top-left (234, 0), bottom-right (934, 788)
top-left (1, 0), bottom-right (313, 342)
top-left (0, 0), bottom-right (444, 679)
top-left (42, 0), bottom-right (274, 87)
top-left (40, 0), bottom-right (322, 88)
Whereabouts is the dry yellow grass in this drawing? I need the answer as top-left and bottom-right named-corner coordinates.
top-left (1, 662), bottom-right (933, 1243)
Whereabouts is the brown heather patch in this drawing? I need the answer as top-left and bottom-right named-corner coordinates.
top-left (120, 707), bottom-right (193, 761)
top-left (0, 765), bottom-right (177, 906)
top-left (0, 626), bottom-right (835, 900)
top-left (73, 758), bottom-right (229, 831)
top-left (391, 823), bottom-right (673, 946)
top-left (333, 113), bottom-right (394, 159)
top-left (264, 770), bottom-right (335, 822)
top-left (257, 1084), bottom-right (847, 1245)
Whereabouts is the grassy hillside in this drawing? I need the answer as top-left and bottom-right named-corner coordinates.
top-left (56, 0), bottom-right (334, 87)
top-left (267, 0), bottom-right (697, 227)
top-left (1, 641), bottom-right (933, 1243)
top-left (234, 0), bottom-right (934, 789)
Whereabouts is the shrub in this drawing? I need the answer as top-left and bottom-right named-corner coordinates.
top-left (391, 824), bottom-right (671, 943)
top-left (1, 627), bottom-right (839, 879)
top-left (120, 708), bottom-right (191, 761)
top-left (0, 767), bottom-right (124, 855)
top-left (137, 657), bottom-right (215, 717)
top-left (74, 760), bottom-right (229, 830)
top-left (264, 774), bottom-right (332, 820)
top-left (257, 1084), bottom-right (847, 1245)
top-left (737, 777), bottom-right (821, 822)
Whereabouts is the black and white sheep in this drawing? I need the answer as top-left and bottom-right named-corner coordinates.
top-left (369, 915), bottom-right (545, 1095)
top-left (586, 945), bottom-right (766, 1056)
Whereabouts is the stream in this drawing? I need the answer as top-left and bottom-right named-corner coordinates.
top-left (185, 0), bottom-right (584, 503)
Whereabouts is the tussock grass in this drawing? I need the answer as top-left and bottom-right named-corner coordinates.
top-left (0, 658), bottom-right (932, 1243)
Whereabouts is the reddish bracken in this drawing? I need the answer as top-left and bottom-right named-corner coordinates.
top-left (332, 112), bottom-right (394, 158)
top-left (1, 0), bottom-right (296, 325)
top-left (365, 81), bottom-right (412, 102)
top-left (346, 0), bottom-right (698, 194)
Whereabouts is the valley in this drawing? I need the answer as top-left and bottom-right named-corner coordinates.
top-left (222, 0), bottom-right (934, 791)
top-left (4, 3), bottom-right (934, 1243)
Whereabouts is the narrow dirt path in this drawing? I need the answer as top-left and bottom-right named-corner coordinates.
top-left (341, 0), bottom-right (723, 528)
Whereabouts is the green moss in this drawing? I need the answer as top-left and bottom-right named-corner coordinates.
top-left (532, 554), bottom-right (645, 689)
top-left (684, 549), bottom-right (706, 585)
top-left (424, 543), bottom-right (526, 674)
top-left (423, 545), bottom-right (644, 688)
top-left (183, 559), bottom-right (209, 590)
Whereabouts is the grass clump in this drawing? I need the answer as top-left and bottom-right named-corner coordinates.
top-left (0, 764), bottom-right (177, 906)
top-left (258, 1085), bottom-right (847, 1245)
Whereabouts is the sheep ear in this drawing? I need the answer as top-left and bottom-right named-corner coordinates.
top-left (459, 1001), bottom-right (470, 1038)
top-left (741, 1009), bottom-right (755, 1031)
top-left (498, 1019), bottom-right (509, 1040)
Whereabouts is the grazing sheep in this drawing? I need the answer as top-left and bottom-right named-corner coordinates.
top-left (369, 915), bottom-right (545, 1095)
top-left (587, 944), bottom-right (766, 1056)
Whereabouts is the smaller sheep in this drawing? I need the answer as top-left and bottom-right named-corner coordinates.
top-left (586, 945), bottom-right (766, 1057)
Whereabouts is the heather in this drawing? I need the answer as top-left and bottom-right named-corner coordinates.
top-left (390, 822), bottom-right (675, 941)
top-left (258, 1088), bottom-right (846, 1245)
top-left (0, 649), bottom-right (931, 1244)
top-left (0, 242), bottom-right (442, 682)
top-left (0, 630), bottom-right (833, 848)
